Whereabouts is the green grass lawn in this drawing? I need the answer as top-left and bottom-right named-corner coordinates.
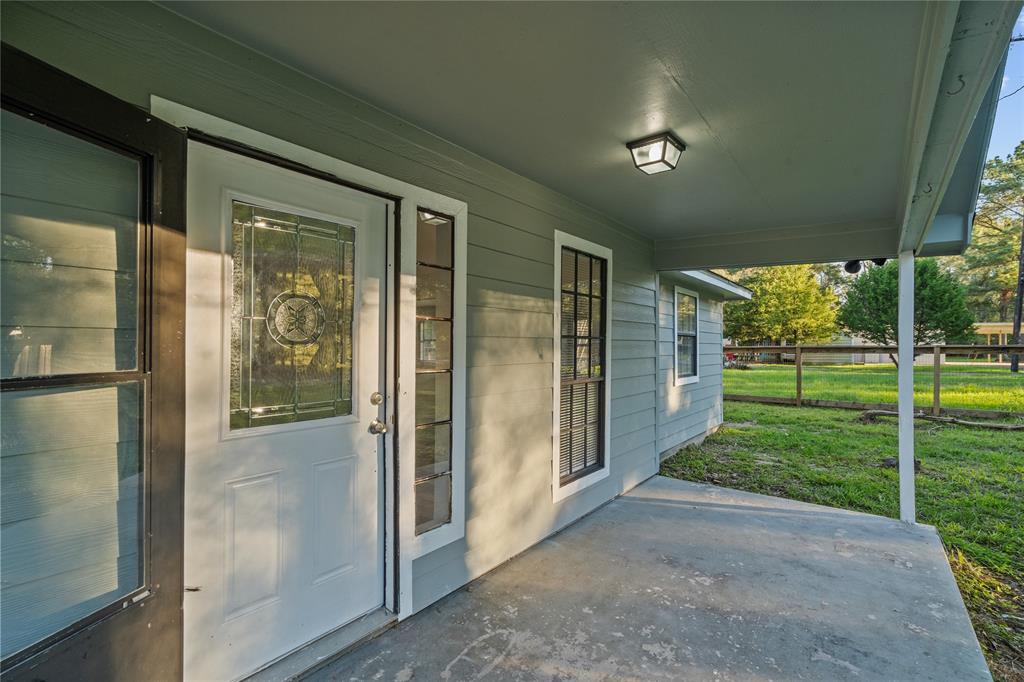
top-left (660, 402), bottom-right (1024, 680)
top-left (724, 363), bottom-right (1024, 413)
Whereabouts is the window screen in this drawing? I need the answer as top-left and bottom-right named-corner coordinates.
top-left (414, 210), bottom-right (454, 535)
top-left (558, 247), bottom-right (607, 484)
top-left (675, 290), bottom-right (698, 381)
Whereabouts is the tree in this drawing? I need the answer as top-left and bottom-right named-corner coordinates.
top-left (973, 141), bottom-right (1023, 372)
top-left (946, 142), bottom-right (1023, 325)
top-left (838, 258), bottom-right (975, 364)
top-left (724, 264), bottom-right (838, 344)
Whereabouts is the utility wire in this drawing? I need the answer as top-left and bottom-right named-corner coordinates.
top-left (1000, 83), bottom-right (1024, 100)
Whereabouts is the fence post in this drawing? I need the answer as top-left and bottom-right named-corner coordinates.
top-left (932, 345), bottom-right (941, 416)
top-left (795, 347), bottom-right (803, 407)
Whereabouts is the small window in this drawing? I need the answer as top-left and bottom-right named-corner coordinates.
top-left (674, 287), bottom-right (698, 385)
top-left (557, 245), bottom-right (608, 486)
top-left (414, 209), bottom-right (454, 535)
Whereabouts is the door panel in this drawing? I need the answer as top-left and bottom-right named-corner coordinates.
top-left (184, 142), bottom-right (387, 681)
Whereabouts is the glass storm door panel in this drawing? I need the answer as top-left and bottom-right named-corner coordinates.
top-left (183, 142), bottom-right (388, 682)
top-left (0, 109), bottom-right (146, 661)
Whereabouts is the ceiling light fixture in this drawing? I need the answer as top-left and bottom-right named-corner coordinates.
top-left (627, 132), bottom-right (685, 175)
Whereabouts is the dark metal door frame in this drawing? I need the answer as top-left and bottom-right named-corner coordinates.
top-left (1, 44), bottom-right (187, 681)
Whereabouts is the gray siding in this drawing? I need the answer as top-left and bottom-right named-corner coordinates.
top-left (2, 1), bottom-right (664, 616)
top-left (656, 275), bottom-right (725, 457)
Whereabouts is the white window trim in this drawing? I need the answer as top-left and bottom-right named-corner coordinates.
top-left (552, 230), bottom-right (612, 503)
top-left (673, 285), bottom-right (700, 387)
top-left (149, 97), bottom-right (467, 620)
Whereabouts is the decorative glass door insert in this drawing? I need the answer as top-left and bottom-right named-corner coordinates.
top-left (230, 200), bottom-right (355, 429)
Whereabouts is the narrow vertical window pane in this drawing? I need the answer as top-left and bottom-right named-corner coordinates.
top-left (560, 339), bottom-right (575, 380)
top-left (575, 295), bottom-right (590, 337)
top-left (576, 254), bottom-right (591, 295)
top-left (415, 423), bottom-right (452, 480)
top-left (416, 211), bottom-right (452, 267)
top-left (0, 382), bottom-right (143, 658)
top-left (560, 294), bottom-right (576, 337)
top-left (414, 474), bottom-right (452, 535)
top-left (677, 336), bottom-right (697, 379)
top-left (1, 110), bottom-right (140, 378)
top-left (560, 248), bottom-right (576, 291)
top-left (416, 319), bottom-right (452, 371)
top-left (415, 371), bottom-right (452, 425)
top-left (416, 265), bottom-right (453, 319)
top-left (576, 339), bottom-right (591, 378)
top-left (677, 294), bottom-right (696, 334)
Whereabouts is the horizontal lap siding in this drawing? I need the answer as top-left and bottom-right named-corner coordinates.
top-left (1, 2), bottom-right (661, 616)
top-left (656, 275), bottom-right (725, 457)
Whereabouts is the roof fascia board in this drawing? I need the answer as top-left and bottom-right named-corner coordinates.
top-left (676, 271), bottom-right (752, 300)
top-left (894, 2), bottom-right (961, 237)
top-left (898, 1), bottom-right (1021, 254)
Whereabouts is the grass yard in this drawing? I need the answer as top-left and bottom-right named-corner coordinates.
top-left (724, 362), bottom-right (1024, 413)
top-left (660, 402), bottom-right (1024, 680)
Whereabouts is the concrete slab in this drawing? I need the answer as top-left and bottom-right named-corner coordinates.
top-left (308, 477), bottom-right (989, 681)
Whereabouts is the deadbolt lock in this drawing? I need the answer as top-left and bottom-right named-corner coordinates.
top-left (369, 391), bottom-right (384, 406)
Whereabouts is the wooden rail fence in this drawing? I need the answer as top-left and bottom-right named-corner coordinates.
top-left (723, 344), bottom-right (1024, 420)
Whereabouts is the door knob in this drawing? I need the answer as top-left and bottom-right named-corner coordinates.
top-left (369, 418), bottom-right (388, 435)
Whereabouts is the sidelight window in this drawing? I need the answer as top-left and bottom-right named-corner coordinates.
top-left (414, 209), bottom-right (454, 535)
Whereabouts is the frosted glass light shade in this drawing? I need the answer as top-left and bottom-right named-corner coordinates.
top-left (628, 132), bottom-right (685, 174)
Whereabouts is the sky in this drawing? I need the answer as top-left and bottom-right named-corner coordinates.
top-left (987, 10), bottom-right (1024, 160)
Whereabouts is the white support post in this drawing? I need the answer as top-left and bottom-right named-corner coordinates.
top-left (898, 250), bottom-right (916, 523)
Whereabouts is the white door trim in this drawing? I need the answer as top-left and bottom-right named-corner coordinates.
top-left (152, 97), bottom-right (468, 621)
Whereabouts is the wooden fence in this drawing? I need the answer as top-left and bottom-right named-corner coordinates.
top-left (723, 344), bottom-right (1024, 420)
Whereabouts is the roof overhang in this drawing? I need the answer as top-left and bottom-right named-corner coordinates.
top-left (675, 271), bottom-right (751, 300)
top-left (157, 1), bottom-right (1019, 267)
top-left (899, 2), bottom-right (1017, 258)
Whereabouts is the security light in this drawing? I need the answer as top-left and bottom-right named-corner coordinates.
top-left (627, 132), bottom-right (685, 175)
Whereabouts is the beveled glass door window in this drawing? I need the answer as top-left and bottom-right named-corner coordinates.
top-left (230, 200), bottom-right (355, 429)
top-left (0, 109), bottom-right (145, 660)
top-left (414, 209), bottom-right (454, 535)
top-left (558, 247), bottom-right (607, 483)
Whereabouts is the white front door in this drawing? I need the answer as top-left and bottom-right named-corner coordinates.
top-left (184, 142), bottom-right (389, 681)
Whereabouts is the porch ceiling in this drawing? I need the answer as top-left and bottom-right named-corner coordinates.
top-left (166, 2), bottom-right (1016, 265)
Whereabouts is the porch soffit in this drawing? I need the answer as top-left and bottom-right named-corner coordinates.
top-left (161, 1), bottom-right (1017, 266)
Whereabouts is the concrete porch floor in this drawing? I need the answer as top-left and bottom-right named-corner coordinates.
top-left (309, 477), bottom-right (989, 681)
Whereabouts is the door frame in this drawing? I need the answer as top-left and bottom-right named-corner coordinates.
top-left (0, 45), bottom-right (187, 681)
top-left (151, 97), bottom-right (468, 622)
